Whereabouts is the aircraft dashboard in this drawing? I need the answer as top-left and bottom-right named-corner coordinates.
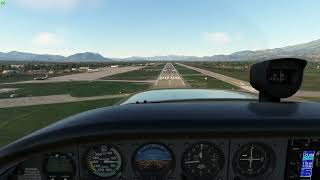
top-left (0, 101), bottom-right (320, 180)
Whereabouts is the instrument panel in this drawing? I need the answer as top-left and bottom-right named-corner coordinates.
top-left (5, 137), bottom-right (317, 180)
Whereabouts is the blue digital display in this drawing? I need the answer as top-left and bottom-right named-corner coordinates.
top-left (300, 151), bottom-right (316, 178)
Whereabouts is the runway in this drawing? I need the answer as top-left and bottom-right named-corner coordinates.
top-left (154, 63), bottom-right (186, 88)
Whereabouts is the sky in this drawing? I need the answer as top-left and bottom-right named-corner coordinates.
top-left (1, 0), bottom-right (320, 58)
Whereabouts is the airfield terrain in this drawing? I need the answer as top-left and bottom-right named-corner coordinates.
top-left (0, 62), bottom-right (320, 146)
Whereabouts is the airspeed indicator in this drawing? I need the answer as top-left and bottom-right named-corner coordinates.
top-left (86, 145), bottom-right (122, 178)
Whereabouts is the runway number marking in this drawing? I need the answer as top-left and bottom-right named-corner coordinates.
top-left (155, 63), bottom-right (186, 87)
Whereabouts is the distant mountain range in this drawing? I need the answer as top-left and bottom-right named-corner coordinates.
top-left (120, 55), bottom-right (198, 61)
top-left (1, 39), bottom-right (320, 62)
top-left (119, 39), bottom-right (320, 61)
top-left (194, 39), bottom-right (320, 61)
top-left (0, 52), bottom-right (112, 62)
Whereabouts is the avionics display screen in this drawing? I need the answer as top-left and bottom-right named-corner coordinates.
top-left (46, 158), bottom-right (74, 173)
top-left (300, 151), bottom-right (316, 179)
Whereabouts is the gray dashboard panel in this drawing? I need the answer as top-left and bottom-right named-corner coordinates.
top-left (1, 138), bottom-right (290, 180)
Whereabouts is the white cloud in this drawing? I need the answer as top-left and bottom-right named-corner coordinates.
top-left (32, 32), bottom-right (63, 47)
top-left (204, 32), bottom-right (232, 44)
top-left (15, 0), bottom-right (80, 10)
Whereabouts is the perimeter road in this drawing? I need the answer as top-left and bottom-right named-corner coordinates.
top-left (0, 94), bottom-right (131, 108)
top-left (3, 66), bottom-right (145, 85)
top-left (154, 63), bottom-right (186, 88)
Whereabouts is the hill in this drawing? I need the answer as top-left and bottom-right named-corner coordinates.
top-left (66, 52), bottom-right (109, 62)
top-left (0, 51), bottom-right (112, 62)
top-left (2, 38), bottom-right (320, 62)
top-left (198, 39), bottom-right (320, 61)
top-left (120, 39), bottom-right (320, 61)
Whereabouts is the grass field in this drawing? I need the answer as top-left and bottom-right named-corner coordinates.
top-left (303, 97), bottom-right (320, 102)
top-left (0, 81), bottom-right (150, 99)
top-left (185, 62), bottom-right (250, 82)
top-left (0, 72), bottom-right (82, 84)
top-left (176, 64), bottom-right (239, 89)
top-left (0, 74), bottom-right (38, 83)
top-left (0, 98), bottom-right (121, 147)
top-left (175, 65), bottom-right (202, 74)
top-left (183, 74), bottom-right (239, 89)
top-left (300, 70), bottom-right (320, 91)
top-left (103, 64), bottom-right (165, 80)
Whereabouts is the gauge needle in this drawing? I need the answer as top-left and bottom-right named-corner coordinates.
top-left (239, 145), bottom-right (261, 168)
top-left (199, 144), bottom-right (203, 159)
top-left (249, 145), bottom-right (254, 168)
top-left (185, 160), bottom-right (201, 164)
top-left (103, 160), bottom-right (119, 163)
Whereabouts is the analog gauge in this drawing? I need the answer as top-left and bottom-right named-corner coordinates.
top-left (182, 142), bottom-right (225, 179)
top-left (232, 143), bottom-right (274, 177)
top-left (86, 145), bottom-right (122, 178)
top-left (43, 153), bottom-right (75, 180)
top-left (133, 144), bottom-right (174, 177)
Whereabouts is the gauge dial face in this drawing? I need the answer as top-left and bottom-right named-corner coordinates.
top-left (86, 145), bottom-right (122, 178)
top-left (44, 153), bottom-right (75, 179)
top-left (233, 143), bottom-right (274, 177)
top-left (182, 142), bottom-right (225, 179)
top-left (133, 144), bottom-right (174, 176)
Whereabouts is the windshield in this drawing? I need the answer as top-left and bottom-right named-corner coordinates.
top-left (0, 0), bottom-right (320, 147)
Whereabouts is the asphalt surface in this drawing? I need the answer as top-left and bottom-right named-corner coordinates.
top-left (3, 66), bottom-right (144, 84)
top-left (154, 63), bottom-right (186, 88)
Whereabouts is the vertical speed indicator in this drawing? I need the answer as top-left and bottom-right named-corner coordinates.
top-left (86, 145), bottom-right (122, 178)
